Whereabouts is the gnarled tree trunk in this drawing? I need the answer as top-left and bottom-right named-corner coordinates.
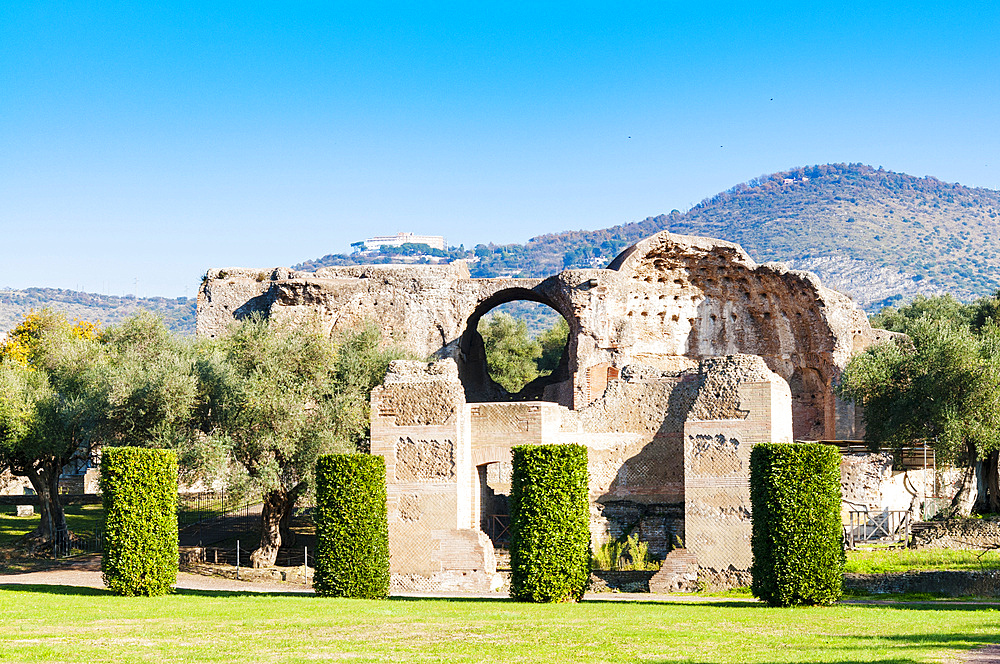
top-left (949, 444), bottom-right (980, 518)
top-left (22, 461), bottom-right (68, 553)
top-left (982, 449), bottom-right (1000, 514)
top-left (250, 483), bottom-right (303, 568)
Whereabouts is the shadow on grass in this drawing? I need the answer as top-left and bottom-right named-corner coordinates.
top-left (648, 661), bottom-right (952, 664)
top-left (0, 584), bottom-right (315, 599)
top-left (0, 583), bottom-right (111, 596)
top-left (173, 587), bottom-right (313, 598)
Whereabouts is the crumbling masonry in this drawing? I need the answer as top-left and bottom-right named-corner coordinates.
top-left (198, 232), bottom-right (891, 590)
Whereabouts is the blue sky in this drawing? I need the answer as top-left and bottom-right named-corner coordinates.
top-left (2, 2), bottom-right (998, 297)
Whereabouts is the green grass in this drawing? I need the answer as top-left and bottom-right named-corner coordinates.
top-left (0, 587), bottom-right (998, 663)
top-left (0, 494), bottom-right (258, 545)
top-left (845, 548), bottom-right (1000, 574)
top-left (0, 504), bottom-right (105, 545)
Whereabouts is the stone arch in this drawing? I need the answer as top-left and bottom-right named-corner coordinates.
top-left (458, 286), bottom-right (578, 405)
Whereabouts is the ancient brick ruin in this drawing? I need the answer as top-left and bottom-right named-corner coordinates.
top-left (198, 231), bottom-right (892, 590)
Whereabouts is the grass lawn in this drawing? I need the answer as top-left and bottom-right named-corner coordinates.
top-left (1, 497), bottom-right (259, 545)
top-left (1, 587), bottom-right (999, 664)
top-left (0, 505), bottom-right (105, 545)
top-left (845, 548), bottom-right (1000, 574)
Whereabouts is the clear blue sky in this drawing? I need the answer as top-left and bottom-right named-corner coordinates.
top-left (2, 2), bottom-right (998, 297)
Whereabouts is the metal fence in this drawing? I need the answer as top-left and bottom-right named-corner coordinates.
top-left (483, 513), bottom-right (510, 544)
top-left (184, 540), bottom-right (315, 585)
top-left (178, 491), bottom-right (260, 545)
top-left (52, 528), bottom-right (103, 559)
top-left (844, 509), bottom-right (912, 549)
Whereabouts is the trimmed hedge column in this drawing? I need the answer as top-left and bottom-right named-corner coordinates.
top-left (100, 447), bottom-right (178, 596)
top-left (750, 442), bottom-right (844, 607)
top-left (509, 444), bottom-right (590, 602)
top-left (314, 454), bottom-right (389, 598)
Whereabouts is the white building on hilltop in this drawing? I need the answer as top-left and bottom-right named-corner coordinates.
top-left (361, 232), bottom-right (446, 251)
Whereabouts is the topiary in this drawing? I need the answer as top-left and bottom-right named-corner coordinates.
top-left (509, 444), bottom-right (590, 602)
top-left (313, 454), bottom-right (389, 598)
top-left (100, 446), bottom-right (178, 596)
top-left (750, 442), bottom-right (844, 606)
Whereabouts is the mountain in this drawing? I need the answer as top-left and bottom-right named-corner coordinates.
top-left (0, 288), bottom-right (196, 336)
top-left (9, 164), bottom-right (997, 334)
top-left (296, 163), bottom-right (1000, 311)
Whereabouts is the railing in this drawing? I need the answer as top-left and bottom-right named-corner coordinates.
top-left (52, 528), bottom-right (103, 558)
top-left (483, 514), bottom-right (510, 543)
top-left (845, 509), bottom-right (912, 549)
top-left (178, 491), bottom-right (260, 543)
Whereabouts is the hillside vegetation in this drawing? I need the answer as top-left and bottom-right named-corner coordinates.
top-left (297, 163), bottom-right (1000, 311)
top-left (0, 288), bottom-right (195, 336)
top-left (12, 164), bottom-right (999, 330)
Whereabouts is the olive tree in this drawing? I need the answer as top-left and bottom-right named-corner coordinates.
top-left (197, 316), bottom-right (407, 567)
top-left (840, 316), bottom-right (1000, 515)
top-left (0, 311), bottom-right (105, 548)
top-left (0, 311), bottom-right (199, 550)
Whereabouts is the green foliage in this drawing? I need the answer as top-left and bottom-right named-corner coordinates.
top-left (196, 316), bottom-right (408, 561)
top-left (97, 312), bottom-right (198, 451)
top-left (479, 313), bottom-right (542, 393)
top-left (871, 294), bottom-right (975, 333)
top-left (509, 444), bottom-right (590, 602)
top-left (0, 310), bottom-right (107, 543)
top-left (100, 446), bottom-right (178, 596)
top-left (536, 317), bottom-right (569, 375)
top-left (750, 443), bottom-right (844, 607)
top-left (839, 317), bottom-right (1000, 464)
top-left (479, 312), bottom-right (568, 394)
top-left (591, 539), bottom-right (622, 571)
top-left (969, 289), bottom-right (1000, 332)
top-left (313, 454), bottom-right (389, 598)
top-left (197, 316), bottom-right (407, 499)
top-left (591, 533), bottom-right (660, 571)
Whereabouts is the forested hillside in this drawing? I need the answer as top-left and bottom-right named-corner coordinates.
top-left (0, 288), bottom-right (196, 336)
top-left (11, 164), bottom-right (999, 333)
top-left (296, 163), bottom-right (1000, 311)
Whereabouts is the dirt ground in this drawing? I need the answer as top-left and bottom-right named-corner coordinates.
top-left (0, 553), bottom-right (311, 593)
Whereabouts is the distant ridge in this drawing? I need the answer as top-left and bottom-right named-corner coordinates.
top-left (0, 288), bottom-right (195, 336)
top-left (10, 164), bottom-right (998, 333)
top-left (296, 163), bottom-right (1000, 311)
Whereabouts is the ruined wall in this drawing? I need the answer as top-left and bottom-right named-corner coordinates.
top-left (841, 453), bottom-right (967, 525)
top-left (588, 234), bottom-right (875, 439)
top-left (199, 230), bottom-right (888, 590)
top-left (198, 232), bottom-right (882, 441)
top-left (370, 351), bottom-right (795, 583)
top-left (682, 355), bottom-right (793, 587)
top-left (370, 360), bottom-right (497, 591)
top-left (0, 468), bottom-right (32, 496)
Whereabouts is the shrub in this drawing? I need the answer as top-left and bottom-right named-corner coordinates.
top-left (750, 442), bottom-right (844, 606)
top-left (313, 454), bottom-right (389, 598)
top-left (100, 447), bottom-right (178, 596)
top-left (509, 444), bottom-right (590, 602)
top-left (591, 534), bottom-right (660, 571)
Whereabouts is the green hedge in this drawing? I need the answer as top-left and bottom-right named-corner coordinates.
top-left (100, 447), bottom-right (178, 596)
top-left (509, 444), bottom-right (590, 602)
top-left (750, 442), bottom-right (844, 606)
top-left (313, 454), bottom-right (389, 598)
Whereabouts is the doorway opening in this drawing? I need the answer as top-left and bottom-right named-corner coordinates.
top-left (478, 461), bottom-right (511, 547)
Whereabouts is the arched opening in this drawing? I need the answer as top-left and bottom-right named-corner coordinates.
top-left (478, 461), bottom-right (511, 547)
top-left (459, 289), bottom-right (573, 404)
